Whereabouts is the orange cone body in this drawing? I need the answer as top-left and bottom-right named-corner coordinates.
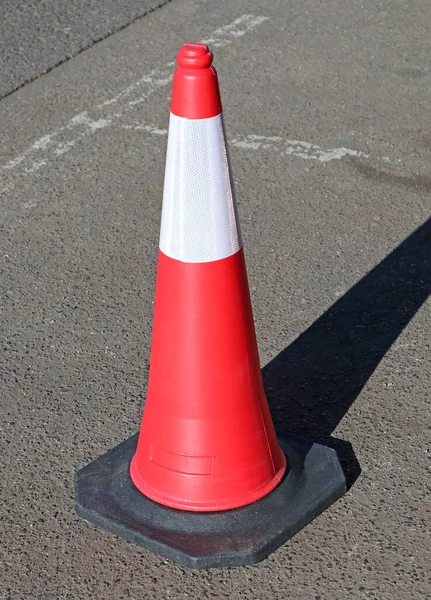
top-left (130, 44), bottom-right (286, 511)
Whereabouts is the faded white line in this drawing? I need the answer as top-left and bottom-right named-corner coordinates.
top-left (97, 64), bottom-right (174, 109)
top-left (121, 120), bottom-right (373, 164)
top-left (0, 14), bottom-right (268, 194)
top-left (122, 123), bottom-right (168, 135)
top-left (203, 15), bottom-right (268, 47)
top-left (229, 134), bottom-right (370, 162)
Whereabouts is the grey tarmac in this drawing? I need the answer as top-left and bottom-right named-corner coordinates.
top-left (1, 0), bottom-right (430, 598)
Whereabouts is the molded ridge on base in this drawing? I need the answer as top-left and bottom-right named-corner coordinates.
top-left (75, 433), bottom-right (346, 569)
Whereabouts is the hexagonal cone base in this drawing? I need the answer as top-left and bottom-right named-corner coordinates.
top-left (75, 433), bottom-right (346, 568)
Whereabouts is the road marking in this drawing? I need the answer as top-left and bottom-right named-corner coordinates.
top-left (0, 15), bottom-right (268, 194)
top-left (121, 120), bottom-right (372, 164)
top-left (122, 123), bottom-right (168, 135)
top-left (228, 134), bottom-right (369, 162)
top-left (203, 15), bottom-right (268, 47)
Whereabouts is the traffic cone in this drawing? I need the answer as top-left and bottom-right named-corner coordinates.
top-left (75, 43), bottom-right (347, 568)
top-left (129, 42), bottom-right (286, 512)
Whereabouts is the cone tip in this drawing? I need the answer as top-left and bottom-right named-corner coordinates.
top-left (176, 43), bottom-right (213, 69)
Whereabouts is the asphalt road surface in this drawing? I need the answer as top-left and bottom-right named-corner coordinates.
top-left (0, 0), bottom-right (170, 99)
top-left (1, 0), bottom-right (430, 598)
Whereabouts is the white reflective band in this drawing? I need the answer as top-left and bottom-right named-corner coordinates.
top-left (159, 112), bottom-right (242, 263)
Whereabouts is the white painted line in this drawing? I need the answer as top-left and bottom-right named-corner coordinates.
top-left (120, 120), bottom-right (374, 165)
top-left (229, 134), bottom-right (370, 162)
top-left (203, 15), bottom-right (269, 47)
top-left (0, 15), bottom-right (268, 195)
top-left (97, 64), bottom-right (175, 109)
top-left (122, 123), bottom-right (168, 136)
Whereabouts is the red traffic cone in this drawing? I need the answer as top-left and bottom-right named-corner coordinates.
top-left (129, 43), bottom-right (286, 511)
top-left (75, 43), bottom-right (346, 569)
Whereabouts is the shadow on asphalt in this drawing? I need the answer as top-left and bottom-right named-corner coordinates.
top-left (263, 217), bottom-right (431, 489)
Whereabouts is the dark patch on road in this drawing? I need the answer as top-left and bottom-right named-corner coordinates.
top-left (350, 160), bottom-right (431, 192)
top-left (417, 132), bottom-right (431, 150)
top-left (395, 67), bottom-right (428, 80)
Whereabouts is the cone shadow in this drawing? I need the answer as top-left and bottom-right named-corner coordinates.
top-left (263, 218), bottom-right (431, 488)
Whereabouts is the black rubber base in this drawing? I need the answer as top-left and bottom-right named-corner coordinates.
top-left (75, 433), bottom-right (346, 569)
